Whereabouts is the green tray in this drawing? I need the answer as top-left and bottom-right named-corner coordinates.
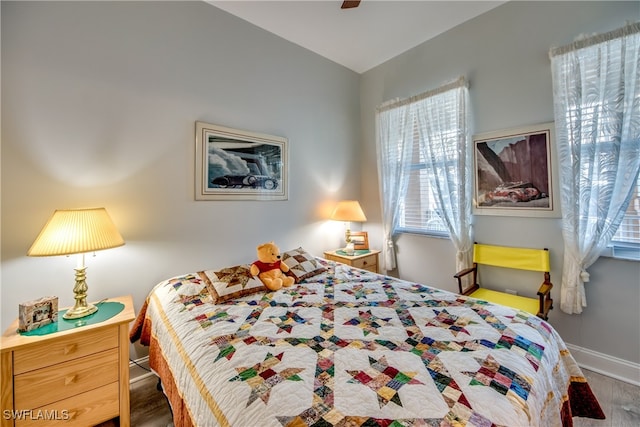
top-left (336, 249), bottom-right (371, 256)
top-left (19, 301), bottom-right (124, 336)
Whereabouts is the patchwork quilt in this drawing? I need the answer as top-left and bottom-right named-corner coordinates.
top-left (130, 259), bottom-right (604, 427)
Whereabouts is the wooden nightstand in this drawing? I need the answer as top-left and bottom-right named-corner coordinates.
top-left (1, 295), bottom-right (135, 427)
top-left (324, 249), bottom-right (380, 273)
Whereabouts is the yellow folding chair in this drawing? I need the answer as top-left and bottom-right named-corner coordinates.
top-left (454, 243), bottom-right (553, 319)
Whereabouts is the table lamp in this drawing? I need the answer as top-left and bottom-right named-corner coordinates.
top-left (27, 207), bottom-right (125, 319)
top-left (330, 200), bottom-right (367, 255)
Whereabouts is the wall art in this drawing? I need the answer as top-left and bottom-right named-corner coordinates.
top-left (195, 122), bottom-right (288, 201)
top-left (473, 122), bottom-right (559, 217)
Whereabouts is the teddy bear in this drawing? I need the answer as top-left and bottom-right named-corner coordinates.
top-left (250, 241), bottom-right (295, 291)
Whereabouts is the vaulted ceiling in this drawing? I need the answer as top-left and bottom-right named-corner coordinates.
top-left (208, 1), bottom-right (506, 73)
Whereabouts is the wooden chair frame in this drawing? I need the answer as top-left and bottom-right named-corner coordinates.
top-left (454, 243), bottom-right (553, 320)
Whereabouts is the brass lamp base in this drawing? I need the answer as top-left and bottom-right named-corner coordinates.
top-left (345, 227), bottom-right (352, 246)
top-left (62, 266), bottom-right (99, 320)
top-left (63, 303), bottom-right (97, 319)
top-left (343, 227), bottom-right (355, 255)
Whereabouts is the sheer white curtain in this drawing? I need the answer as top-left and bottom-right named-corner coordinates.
top-left (414, 78), bottom-right (473, 273)
top-left (550, 22), bottom-right (640, 314)
top-left (375, 77), bottom-right (473, 273)
top-left (374, 102), bottom-right (411, 271)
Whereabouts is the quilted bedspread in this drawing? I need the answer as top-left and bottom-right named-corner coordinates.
top-left (131, 259), bottom-right (604, 427)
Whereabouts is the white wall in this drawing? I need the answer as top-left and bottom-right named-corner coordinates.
top-left (2, 0), bottom-right (639, 376)
top-left (0, 1), bottom-right (360, 356)
top-left (360, 0), bottom-right (640, 370)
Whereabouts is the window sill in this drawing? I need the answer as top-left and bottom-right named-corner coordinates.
top-left (600, 245), bottom-right (640, 261)
top-left (397, 228), bottom-right (450, 240)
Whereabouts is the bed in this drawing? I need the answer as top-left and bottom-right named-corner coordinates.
top-left (130, 248), bottom-right (605, 427)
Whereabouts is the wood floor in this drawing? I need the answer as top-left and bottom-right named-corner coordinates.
top-left (574, 369), bottom-right (640, 427)
top-left (96, 374), bottom-right (173, 427)
top-left (109, 368), bottom-right (639, 426)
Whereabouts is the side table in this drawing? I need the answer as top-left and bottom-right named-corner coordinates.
top-left (1, 295), bottom-right (135, 427)
top-left (323, 249), bottom-right (380, 273)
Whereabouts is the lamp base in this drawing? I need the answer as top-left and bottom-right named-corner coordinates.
top-left (63, 303), bottom-right (98, 319)
top-left (62, 265), bottom-right (98, 319)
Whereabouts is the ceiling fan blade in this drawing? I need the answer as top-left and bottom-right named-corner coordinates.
top-left (341, 1), bottom-right (361, 9)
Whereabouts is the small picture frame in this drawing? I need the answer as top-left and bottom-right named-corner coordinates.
top-left (18, 296), bottom-right (58, 332)
top-left (350, 231), bottom-right (369, 250)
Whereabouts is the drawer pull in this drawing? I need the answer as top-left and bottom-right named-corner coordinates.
top-left (363, 261), bottom-right (368, 265)
top-left (65, 375), bottom-right (77, 385)
top-left (64, 344), bottom-right (77, 355)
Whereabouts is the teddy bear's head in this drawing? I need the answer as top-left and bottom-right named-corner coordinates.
top-left (256, 241), bottom-right (281, 264)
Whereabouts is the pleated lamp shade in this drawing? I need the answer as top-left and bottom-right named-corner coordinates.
top-left (28, 208), bottom-right (125, 257)
top-left (330, 200), bottom-right (367, 222)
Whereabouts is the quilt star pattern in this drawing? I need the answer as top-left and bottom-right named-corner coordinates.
top-left (133, 259), bottom-right (605, 427)
top-left (230, 352), bottom-right (305, 406)
top-left (346, 354), bottom-right (424, 408)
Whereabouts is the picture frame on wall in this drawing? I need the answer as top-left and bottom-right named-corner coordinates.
top-left (195, 122), bottom-right (288, 201)
top-left (473, 122), bottom-right (559, 217)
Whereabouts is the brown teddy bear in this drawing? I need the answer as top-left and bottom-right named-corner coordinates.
top-left (250, 242), bottom-right (295, 291)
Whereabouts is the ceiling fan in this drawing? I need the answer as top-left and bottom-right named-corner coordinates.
top-left (341, 1), bottom-right (361, 9)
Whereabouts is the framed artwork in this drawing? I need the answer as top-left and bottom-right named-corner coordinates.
top-left (350, 231), bottom-right (369, 250)
top-left (18, 296), bottom-right (58, 332)
top-left (473, 122), bottom-right (559, 217)
top-left (195, 122), bottom-right (288, 201)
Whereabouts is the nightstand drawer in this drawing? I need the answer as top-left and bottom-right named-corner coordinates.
top-left (14, 348), bottom-right (119, 409)
top-left (352, 254), bottom-right (377, 271)
top-left (15, 382), bottom-right (119, 427)
top-left (13, 326), bottom-right (118, 374)
top-left (324, 250), bottom-right (380, 274)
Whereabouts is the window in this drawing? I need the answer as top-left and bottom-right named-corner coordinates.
top-left (550, 22), bottom-right (640, 268)
top-left (396, 122), bottom-right (455, 236)
top-left (376, 76), bottom-right (471, 272)
top-left (611, 175), bottom-right (640, 260)
top-left (565, 96), bottom-right (640, 261)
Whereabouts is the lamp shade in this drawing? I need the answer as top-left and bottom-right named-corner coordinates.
top-left (27, 208), bottom-right (125, 257)
top-left (330, 200), bottom-right (367, 222)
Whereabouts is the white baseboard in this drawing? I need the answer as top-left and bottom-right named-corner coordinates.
top-left (567, 343), bottom-right (640, 387)
top-left (129, 356), bottom-right (156, 384)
